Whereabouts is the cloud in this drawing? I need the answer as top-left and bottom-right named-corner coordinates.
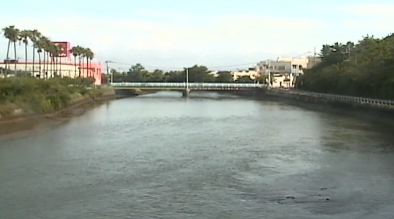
top-left (338, 4), bottom-right (394, 32)
top-left (339, 4), bottom-right (394, 17)
top-left (343, 21), bottom-right (393, 32)
top-left (0, 12), bottom-right (328, 67)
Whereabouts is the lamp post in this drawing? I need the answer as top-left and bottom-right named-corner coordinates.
top-left (183, 67), bottom-right (190, 97)
top-left (268, 60), bottom-right (271, 88)
top-left (105, 60), bottom-right (114, 84)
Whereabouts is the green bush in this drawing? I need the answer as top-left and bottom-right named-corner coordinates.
top-left (0, 77), bottom-right (96, 116)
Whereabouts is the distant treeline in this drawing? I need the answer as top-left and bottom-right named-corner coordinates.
top-left (101, 64), bottom-right (266, 84)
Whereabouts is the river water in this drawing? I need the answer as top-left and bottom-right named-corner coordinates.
top-left (1, 91), bottom-right (394, 219)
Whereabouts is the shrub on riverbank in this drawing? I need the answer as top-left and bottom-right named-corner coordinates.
top-left (297, 34), bottom-right (394, 100)
top-left (0, 77), bottom-right (98, 116)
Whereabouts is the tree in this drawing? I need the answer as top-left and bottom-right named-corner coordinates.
top-left (127, 63), bottom-right (148, 82)
top-left (1, 25), bottom-right (94, 80)
top-left (298, 33), bottom-right (394, 100)
top-left (55, 44), bottom-right (64, 76)
top-left (235, 76), bottom-right (254, 83)
top-left (2, 25), bottom-right (20, 74)
top-left (215, 71), bottom-right (233, 82)
top-left (29, 29), bottom-right (41, 77)
top-left (85, 48), bottom-right (94, 78)
top-left (187, 65), bottom-right (215, 82)
top-left (39, 36), bottom-right (51, 78)
top-left (69, 46), bottom-right (79, 77)
top-left (19, 30), bottom-right (31, 74)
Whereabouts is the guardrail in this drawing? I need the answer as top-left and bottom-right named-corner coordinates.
top-left (111, 82), bottom-right (265, 88)
top-left (269, 88), bottom-right (394, 107)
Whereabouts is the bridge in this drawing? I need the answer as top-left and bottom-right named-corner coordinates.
top-left (111, 82), bottom-right (265, 96)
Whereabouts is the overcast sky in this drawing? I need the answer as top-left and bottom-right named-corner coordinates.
top-left (0, 0), bottom-right (393, 71)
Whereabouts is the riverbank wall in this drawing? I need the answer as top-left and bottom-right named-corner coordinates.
top-left (0, 87), bottom-right (117, 125)
top-left (258, 88), bottom-right (394, 126)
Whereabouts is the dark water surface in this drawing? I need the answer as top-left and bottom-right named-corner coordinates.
top-left (1, 91), bottom-right (394, 219)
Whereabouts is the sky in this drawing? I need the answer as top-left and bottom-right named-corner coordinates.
top-left (0, 0), bottom-right (393, 71)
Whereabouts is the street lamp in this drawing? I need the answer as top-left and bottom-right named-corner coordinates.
top-left (184, 67), bottom-right (189, 91)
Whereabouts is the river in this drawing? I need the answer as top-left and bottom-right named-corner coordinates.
top-left (1, 91), bottom-right (394, 219)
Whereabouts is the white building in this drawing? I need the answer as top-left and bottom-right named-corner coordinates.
top-left (257, 56), bottom-right (314, 88)
top-left (277, 56), bottom-right (309, 75)
top-left (209, 70), bottom-right (219, 77)
top-left (230, 67), bottom-right (259, 81)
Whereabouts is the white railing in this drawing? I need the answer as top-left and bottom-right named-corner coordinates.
top-left (111, 82), bottom-right (265, 88)
top-left (269, 88), bottom-right (394, 107)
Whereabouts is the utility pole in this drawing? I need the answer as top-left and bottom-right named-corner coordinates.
top-left (183, 67), bottom-right (190, 97)
top-left (314, 47), bottom-right (316, 61)
top-left (186, 68), bottom-right (189, 91)
top-left (105, 60), bottom-right (113, 84)
top-left (267, 60), bottom-right (271, 88)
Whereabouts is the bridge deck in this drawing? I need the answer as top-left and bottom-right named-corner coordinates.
top-left (111, 82), bottom-right (264, 89)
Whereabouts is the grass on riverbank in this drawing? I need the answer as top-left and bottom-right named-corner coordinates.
top-left (0, 77), bottom-right (108, 117)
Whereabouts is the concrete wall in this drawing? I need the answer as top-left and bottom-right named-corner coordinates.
top-left (261, 89), bottom-right (394, 127)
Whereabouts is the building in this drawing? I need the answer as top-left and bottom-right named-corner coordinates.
top-left (257, 56), bottom-right (321, 88)
top-left (0, 61), bottom-right (102, 85)
top-left (230, 67), bottom-right (259, 81)
top-left (257, 60), bottom-right (292, 87)
top-left (209, 70), bottom-right (219, 77)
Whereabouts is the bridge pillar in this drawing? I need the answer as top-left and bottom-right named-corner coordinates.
top-left (182, 89), bottom-right (190, 97)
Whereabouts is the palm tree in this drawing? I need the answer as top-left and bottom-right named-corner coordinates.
top-left (52, 44), bottom-right (62, 77)
top-left (77, 46), bottom-right (84, 77)
top-left (19, 30), bottom-right (31, 74)
top-left (36, 38), bottom-right (45, 78)
top-left (39, 36), bottom-right (50, 78)
top-left (48, 43), bottom-right (57, 77)
top-left (2, 25), bottom-right (19, 74)
top-left (2, 26), bottom-right (96, 79)
top-left (42, 39), bottom-right (54, 79)
top-left (56, 44), bottom-right (63, 77)
top-left (85, 47), bottom-right (93, 77)
top-left (2, 26), bottom-right (13, 72)
top-left (69, 46), bottom-right (79, 78)
top-left (29, 29), bottom-right (41, 77)
top-left (11, 28), bottom-right (20, 75)
top-left (88, 49), bottom-right (94, 78)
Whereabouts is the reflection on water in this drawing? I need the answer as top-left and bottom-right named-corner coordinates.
top-left (1, 91), bottom-right (394, 219)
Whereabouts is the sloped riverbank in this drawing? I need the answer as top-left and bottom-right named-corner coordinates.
top-left (0, 86), bottom-right (117, 138)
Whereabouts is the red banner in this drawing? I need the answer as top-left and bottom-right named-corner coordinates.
top-left (51, 41), bottom-right (70, 58)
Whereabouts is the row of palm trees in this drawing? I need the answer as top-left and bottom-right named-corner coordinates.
top-left (2, 25), bottom-right (95, 78)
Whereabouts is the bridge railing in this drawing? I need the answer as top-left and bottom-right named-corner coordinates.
top-left (270, 88), bottom-right (394, 107)
top-left (111, 82), bottom-right (265, 88)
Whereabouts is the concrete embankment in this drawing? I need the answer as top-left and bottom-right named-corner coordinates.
top-left (258, 89), bottom-right (394, 126)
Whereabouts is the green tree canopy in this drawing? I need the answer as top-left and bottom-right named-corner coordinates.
top-left (297, 33), bottom-right (394, 100)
